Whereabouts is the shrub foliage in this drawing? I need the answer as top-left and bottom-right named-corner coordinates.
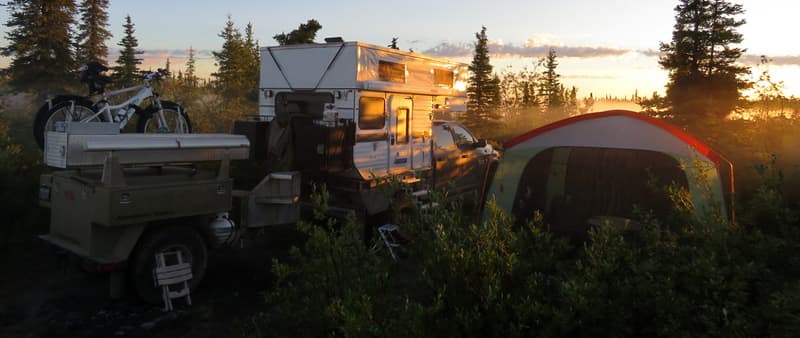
top-left (253, 175), bottom-right (800, 337)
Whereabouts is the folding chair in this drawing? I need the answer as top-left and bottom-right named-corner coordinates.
top-left (153, 251), bottom-right (193, 311)
top-left (377, 223), bottom-right (402, 261)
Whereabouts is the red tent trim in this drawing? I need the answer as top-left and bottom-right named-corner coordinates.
top-left (503, 110), bottom-right (724, 164)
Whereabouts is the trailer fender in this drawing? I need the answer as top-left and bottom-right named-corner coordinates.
top-left (93, 223), bottom-right (147, 264)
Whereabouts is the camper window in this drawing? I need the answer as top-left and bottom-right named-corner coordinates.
top-left (396, 108), bottom-right (409, 144)
top-left (358, 97), bottom-right (386, 130)
top-left (379, 61), bottom-right (406, 83)
top-left (275, 92), bottom-right (334, 122)
top-left (434, 69), bottom-right (454, 87)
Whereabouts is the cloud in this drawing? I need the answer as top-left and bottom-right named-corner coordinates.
top-left (739, 54), bottom-right (800, 66)
top-left (423, 41), bottom-right (630, 59)
top-left (637, 49), bottom-right (661, 58)
top-left (633, 49), bottom-right (800, 67)
top-left (562, 74), bottom-right (618, 80)
top-left (107, 48), bottom-right (215, 64)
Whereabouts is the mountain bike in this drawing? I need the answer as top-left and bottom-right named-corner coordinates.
top-left (33, 62), bottom-right (191, 148)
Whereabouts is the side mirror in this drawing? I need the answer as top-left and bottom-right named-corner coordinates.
top-left (474, 139), bottom-right (487, 148)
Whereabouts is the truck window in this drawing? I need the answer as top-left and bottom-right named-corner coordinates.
top-left (275, 92), bottom-right (334, 122)
top-left (433, 125), bottom-right (455, 149)
top-left (359, 97), bottom-right (386, 130)
top-left (450, 125), bottom-right (476, 146)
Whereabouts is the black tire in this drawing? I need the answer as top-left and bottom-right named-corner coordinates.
top-left (136, 101), bottom-right (192, 133)
top-left (33, 100), bottom-right (99, 149)
top-left (129, 226), bottom-right (208, 304)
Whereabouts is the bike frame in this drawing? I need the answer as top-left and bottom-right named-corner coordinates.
top-left (80, 82), bottom-right (161, 129)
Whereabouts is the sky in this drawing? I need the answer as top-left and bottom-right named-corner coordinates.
top-left (1, 0), bottom-right (798, 98)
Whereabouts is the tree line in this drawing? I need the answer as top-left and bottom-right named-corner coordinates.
top-left (460, 26), bottom-right (590, 138)
top-left (0, 0), bottom-right (326, 133)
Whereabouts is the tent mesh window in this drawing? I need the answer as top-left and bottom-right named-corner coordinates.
top-left (511, 146), bottom-right (689, 238)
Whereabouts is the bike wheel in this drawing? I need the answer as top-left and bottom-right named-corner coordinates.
top-left (34, 100), bottom-right (99, 149)
top-left (136, 101), bottom-right (192, 134)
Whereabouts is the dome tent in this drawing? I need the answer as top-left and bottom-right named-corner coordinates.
top-left (486, 110), bottom-right (733, 236)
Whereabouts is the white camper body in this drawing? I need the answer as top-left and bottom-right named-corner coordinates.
top-left (259, 41), bottom-right (468, 180)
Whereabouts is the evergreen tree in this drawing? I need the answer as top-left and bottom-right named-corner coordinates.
top-left (539, 48), bottom-right (563, 113)
top-left (243, 23), bottom-right (260, 100)
top-left (659, 0), bottom-right (749, 120)
top-left (112, 15), bottom-right (143, 87)
top-left (273, 19), bottom-right (322, 45)
top-left (75, 0), bottom-right (111, 65)
top-left (212, 16), bottom-right (246, 97)
top-left (565, 86), bottom-right (579, 116)
top-left (185, 46), bottom-right (197, 87)
top-left (388, 37), bottom-right (399, 50)
top-left (211, 16), bottom-right (259, 128)
top-left (1, 0), bottom-right (77, 95)
top-left (464, 26), bottom-right (500, 135)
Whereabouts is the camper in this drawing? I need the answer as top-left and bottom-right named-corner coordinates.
top-left (37, 40), bottom-right (497, 303)
top-left (253, 40), bottom-right (486, 214)
top-left (487, 110), bottom-right (734, 238)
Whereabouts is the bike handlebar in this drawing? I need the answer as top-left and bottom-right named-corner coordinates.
top-left (141, 68), bottom-right (170, 82)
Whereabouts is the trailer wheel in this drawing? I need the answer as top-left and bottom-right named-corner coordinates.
top-left (129, 226), bottom-right (208, 304)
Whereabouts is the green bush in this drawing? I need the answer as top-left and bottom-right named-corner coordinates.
top-left (0, 101), bottom-right (48, 251)
top-left (250, 175), bottom-right (800, 337)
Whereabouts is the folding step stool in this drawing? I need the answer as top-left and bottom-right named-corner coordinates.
top-left (153, 251), bottom-right (193, 311)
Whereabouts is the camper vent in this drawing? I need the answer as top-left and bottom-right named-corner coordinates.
top-left (324, 37), bottom-right (344, 43)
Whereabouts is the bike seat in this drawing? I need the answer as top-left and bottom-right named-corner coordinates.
top-left (80, 62), bottom-right (113, 94)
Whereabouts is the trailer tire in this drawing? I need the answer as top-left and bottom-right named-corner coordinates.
top-left (129, 226), bottom-right (208, 304)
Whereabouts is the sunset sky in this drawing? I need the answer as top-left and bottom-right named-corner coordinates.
top-left (1, 0), bottom-right (798, 98)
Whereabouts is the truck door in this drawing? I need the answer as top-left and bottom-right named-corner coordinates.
top-left (388, 95), bottom-right (412, 174)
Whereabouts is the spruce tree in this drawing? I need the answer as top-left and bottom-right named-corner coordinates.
top-left (464, 26), bottom-right (499, 136)
top-left (273, 19), bottom-right (322, 45)
top-left (243, 23), bottom-right (260, 100)
top-left (659, 0), bottom-right (749, 120)
top-left (212, 16), bottom-right (245, 98)
top-left (75, 0), bottom-right (111, 65)
top-left (539, 48), bottom-right (564, 113)
top-left (112, 15), bottom-right (143, 87)
top-left (185, 46), bottom-right (197, 87)
top-left (1, 0), bottom-right (77, 95)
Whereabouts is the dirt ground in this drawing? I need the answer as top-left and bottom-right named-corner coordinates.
top-left (0, 227), bottom-right (302, 338)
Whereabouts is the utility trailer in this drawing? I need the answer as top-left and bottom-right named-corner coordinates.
top-left (39, 122), bottom-right (302, 302)
top-left (37, 41), bottom-right (495, 303)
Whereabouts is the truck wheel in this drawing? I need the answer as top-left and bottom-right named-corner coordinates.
top-left (129, 226), bottom-right (208, 304)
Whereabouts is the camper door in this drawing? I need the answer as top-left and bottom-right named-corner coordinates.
top-left (388, 95), bottom-right (413, 174)
top-left (354, 92), bottom-right (389, 179)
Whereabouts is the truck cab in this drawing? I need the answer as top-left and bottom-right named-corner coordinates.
top-left (432, 120), bottom-right (498, 200)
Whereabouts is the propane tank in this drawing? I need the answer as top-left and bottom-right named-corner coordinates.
top-left (209, 212), bottom-right (236, 246)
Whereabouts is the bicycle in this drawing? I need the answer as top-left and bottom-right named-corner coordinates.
top-left (33, 62), bottom-right (191, 148)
